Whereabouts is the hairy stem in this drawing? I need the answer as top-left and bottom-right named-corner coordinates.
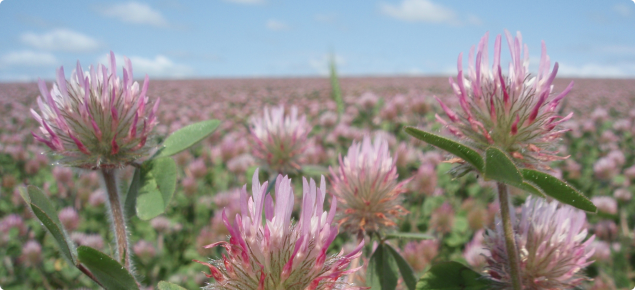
top-left (497, 182), bottom-right (522, 290)
top-left (346, 231), bottom-right (366, 284)
top-left (101, 168), bottom-right (130, 270)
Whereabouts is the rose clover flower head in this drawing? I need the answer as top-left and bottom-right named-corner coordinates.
top-left (483, 197), bottom-right (595, 289)
top-left (435, 30), bottom-right (574, 172)
top-left (329, 135), bottom-right (410, 235)
top-left (194, 169), bottom-right (364, 290)
top-left (31, 51), bottom-right (160, 169)
top-left (250, 105), bottom-right (310, 174)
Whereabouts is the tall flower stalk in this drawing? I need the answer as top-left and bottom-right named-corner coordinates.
top-left (31, 51), bottom-right (160, 270)
top-left (431, 30), bottom-right (575, 290)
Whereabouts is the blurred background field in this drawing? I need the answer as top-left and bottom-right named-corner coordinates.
top-left (1, 75), bottom-right (635, 289)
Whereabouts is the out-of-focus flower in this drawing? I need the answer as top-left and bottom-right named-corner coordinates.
top-left (88, 189), bottom-right (106, 206)
top-left (606, 150), bottom-right (625, 167)
top-left (52, 166), bottom-right (73, 185)
top-left (434, 31), bottom-right (573, 172)
top-left (591, 196), bottom-right (618, 215)
top-left (226, 153), bottom-right (255, 174)
top-left (612, 119), bottom-right (631, 132)
top-left (594, 220), bottom-right (618, 241)
top-left (0, 214), bottom-right (27, 244)
top-left (589, 273), bottom-right (616, 290)
top-left (409, 163), bottom-right (438, 197)
top-left (394, 142), bottom-right (419, 169)
top-left (301, 138), bottom-right (327, 165)
top-left (151, 216), bottom-right (172, 234)
top-left (589, 240), bottom-right (611, 262)
top-left (563, 159), bottom-right (581, 179)
top-left (429, 202), bottom-right (455, 234)
top-left (195, 169), bottom-right (363, 290)
top-left (30, 51), bottom-right (159, 169)
top-left (590, 108), bottom-right (609, 123)
top-left (181, 176), bottom-right (198, 197)
top-left (318, 111), bottom-right (338, 128)
top-left (401, 239), bottom-right (439, 273)
top-left (133, 240), bottom-right (156, 263)
top-left (189, 158), bottom-right (208, 179)
top-left (58, 207), bottom-right (80, 232)
top-left (483, 197), bottom-right (594, 289)
top-left (357, 92), bottom-right (379, 110)
top-left (464, 229), bottom-right (488, 270)
top-left (71, 232), bottom-right (104, 250)
top-left (250, 105), bottom-right (309, 174)
top-left (593, 157), bottom-right (619, 180)
top-left (330, 136), bottom-right (410, 234)
top-left (613, 188), bottom-right (631, 201)
top-left (2, 174), bottom-right (17, 189)
top-left (21, 240), bottom-right (42, 266)
top-left (624, 165), bottom-right (635, 180)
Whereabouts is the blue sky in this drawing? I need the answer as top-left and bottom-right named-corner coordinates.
top-left (0, 0), bottom-right (634, 81)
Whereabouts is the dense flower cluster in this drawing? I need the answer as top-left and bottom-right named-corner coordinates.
top-left (483, 197), bottom-right (595, 289)
top-left (435, 31), bottom-right (574, 172)
top-left (195, 169), bottom-right (363, 290)
top-left (250, 105), bottom-right (309, 174)
top-left (330, 135), bottom-right (409, 234)
top-left (31, 51), bottom-right (159, 169)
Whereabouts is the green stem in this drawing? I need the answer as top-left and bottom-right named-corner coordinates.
top-left (497, 182), bottom-right (522, 290)
top-left (101, 168), bottom-right (131, 270)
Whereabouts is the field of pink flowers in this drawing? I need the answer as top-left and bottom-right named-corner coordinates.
top-left (1, 68), bottom-right (635, 290)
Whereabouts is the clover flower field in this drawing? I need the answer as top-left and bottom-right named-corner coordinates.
top-left (1, 76), bottom-right (634, 289)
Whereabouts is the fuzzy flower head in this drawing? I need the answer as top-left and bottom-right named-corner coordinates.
top-left (330, 135), bottom-right (409, 235)
top-left (435, 31), bottom-right (573, 172)
top-left (195, 169), bottom-right (363, 290)
top-left (250, 105), bottom-right (310, 174)
top-left (31, 51), bottom-right (159, 169)
top-left (483, 197), bottom-right (595, 289)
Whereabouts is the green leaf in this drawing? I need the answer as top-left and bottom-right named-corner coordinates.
top-left (157, 119), bottom-right (221, 157)
top-left (136, 157), bottom-right (178, 220)
top-left (329, 54), bottom-right (344, 116)
top-left (483, 147), bottom-right (522, 186)
top-left (157, 281), bottom-right (187, 290)
top-left (21, 186), bottom-right (77, 265)
top-left (124, 168), bottom-right (141, 219)
top-left (415, 261), bottom-right (489, 290)
top-left (385, 244), bottom-right (417, 290)
top-left (521, 169), bottom-right (597, 213)
top-left (367, 243), bottom-right (399, 290)
top-left (77, 246), bottom-right (139, 290)
top-left (404, 127), bottom-right (484, 171)
top-left (517, 181), bottom-right (546, 198)
top-left (301, 165), bottom-right (330, 177)
top-left (385, 232), bottom-right (435, 241)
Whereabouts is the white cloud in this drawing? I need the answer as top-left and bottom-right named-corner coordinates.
top-left (101, 2), bottom-right (169, 27)
top-left (613, 3), bottom-right (632, 17)
top-left (222, 0), bottom-right (264, 4)
top-left (558, 62), bottom-right (635, 78)
top-left (308, 54), bottom-right (345, 76)
top-left (266, 19), bottom-right (289, 31)
top-left (0, 51), bottom-right (58, 68)
top-left (97, 53), bottom-right (194, 79)
top-left (380, 0), bottom-right (460, 25)
top-left (21, 29), bottom-right (100, 52)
